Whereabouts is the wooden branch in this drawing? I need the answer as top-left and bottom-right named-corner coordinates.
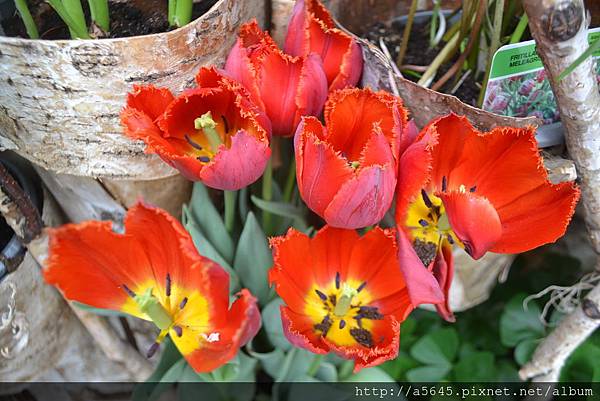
top-left (519, 0), bottom-right (600, 382)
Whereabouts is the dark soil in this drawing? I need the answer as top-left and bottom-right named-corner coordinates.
top-left (2, 0), bottom-right (218, 40)
top-left (363, 20), bottom-right (481, 106)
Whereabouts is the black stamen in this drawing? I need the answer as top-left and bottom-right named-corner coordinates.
top-left (335, 272), bottom-right (340, 289)
top-left (315, 289), bottom-right (328, 301)
top-left (442, 176), bottom-right (447, 192)
top-left (470, 185), bottom-right (477, 193)
top-left (146, 342), bottom-right (159, 358)
top-left (185, 134), bottom-right (203, 151)
top-left (197, 156), bottom-right (210, 163)
top-left (166, 273), bottom-right (171, 297)
top-left (339, 319), bottom-right (346, 329)
top-left (122, 284), bottom-right (136, 298)
top-left (314, 315), bottom-right (332, 336)
top-left (329, 294), bottom-right (337, 306)
top-left (173, 325), bottom-right (183, 337)
top-left (357, 281), bottom-right (367, 293)
top-left (357, 306), bottom-right (384, 320)
top-left (418, 219), bottom-right (429, 227)
top-left (447, 234), bottom-right (455, 245)
top-left (179, 297), bottom-right (188, 310)
top-left (421, 189), bottom-right (433, 208)
top-left (222, 115), bottom-right (229, 133)
top-left (350, 328), bottom-right (374, 348)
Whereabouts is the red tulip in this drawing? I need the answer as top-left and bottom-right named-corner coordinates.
top-left (395, 114), bottom-right (580, 321)
top-left (284, 0), bottom-right (363, 91)
top-left (295, 88), bottom-right (407, 229)
top-left (225, 20), bottom-right (328, 137)
top-left (121, 67), bottom-right (271, 191)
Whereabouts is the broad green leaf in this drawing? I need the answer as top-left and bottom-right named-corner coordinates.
top-left (73, 302), bottom-right (128, 317)
top-left (247, 341), bottom-right (286, 379)
top-left (344, 366), bottom-right (395, 382)
top-left (560, 335), bottom-right (600, 382)
top-left (251, 195), bottom-right (305, 220)
top-left (514, 338), bottom-right (539, 366)
top-left (187, 183), bottom-right (234, 264)
top-left (177, 363), bottom-right (256, 401)
top-left (453, 351), bottom-right (495, 381)
top-left (147, 359), bottom-right (187, 400)
top-left (234, 212), bottom-right (273, 305)
top-left (315, 362), bottom-right (338, 382)
top-left (132, 338), bottom-right (183, 401)
top-left (410, 327), bottom-right (459, 366)
top-left (276, 348), bottom-right (316, 382)
top-left (262, 297), bottom-right (291, 351)
top-left (381, 351), bottom-right (419, 381)
top-left (499, 294), bottom-right (545, 347)
top-left (406, 365), bottom-right (451, 382)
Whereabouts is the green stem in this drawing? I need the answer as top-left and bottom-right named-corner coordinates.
top-left (14, 0), bottom-right (39, 39)
top-left (417, 32), bottom-right (459, 87)
top-left (167, 0), bottom-right (177, 26)
top-left (478, 0), bottom-right (505, 107)
top-left (46, 0), bottom-right (90, 39)
top-left (261, 158), bottom-right (273, 232)
top-left (224, 190), bottom-right (237, 233)
top-left (307, 354), bottom-right (324, 377)
top-left (283, 159), bottom-right (296, 203)
top-left (396, 0), bottom-right (418, 67)
top-left (174, 0), bottom-right (193, 27)
top-left (61, 0), bottom-right (87, 39)
top-left (88, 0), bottom-right (109, 32)
top-left (509, 14), bottom-right (528, 44)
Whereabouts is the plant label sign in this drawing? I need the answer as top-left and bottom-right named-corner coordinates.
top-left (483, 27), bottom-right (600, 147)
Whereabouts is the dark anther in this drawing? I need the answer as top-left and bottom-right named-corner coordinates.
top-left (179, 297), bottom-right (188, 310)
top-left (222, 115), bottom-right (229, 133)
top-left (357, 281), bottom-right (367, 293)
top-left (314, 315), bottom-right (332, 336)
top-left (173, 325), bottom-right (183, 337)
top-left (414, 238), bottom-right (437, 267)
top-left (354, 316), bottom-right (363, 328)
top-left (463, 242), bottom-right (473, 257)
top-left (357, 306), bottom-right (384, 320)
top-left (122, 284), bottom-right (136, 298)
top-left (146, 342), bottom-right (160, 358)
top-left (350, 328), bottom-right (374, 348)
top-left (442, 176), bottom-right (447, 192)
top-left (329, 294), bottom-right (337, 306)
top-left (185, 134), bottom-right (203, 151)
top-left (421, 189), bottom-right (433, 208)
top-left (315, 289), bottom-right (328, 301)
top-left (335, 272), bottom-right (340, 289)
top-left (418, 219), bottom-right (429, 227)
top-left (197, 156), bottom-right (210, 163)
top-left (447, 234), bottom-right (455, 245)
top-left (470, 185), bottom-right (477, 193)
top-left (339, 319), bottom-right (346, 329)
top-left (166, 273), bottom-right (171, 297)
top-left (582, 299), bottom-right (600, 320)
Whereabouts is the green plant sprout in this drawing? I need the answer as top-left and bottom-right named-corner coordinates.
top-left (14, 0), bottom-right (39, 39)
top-left (168, 0), bottom-right (193, 28)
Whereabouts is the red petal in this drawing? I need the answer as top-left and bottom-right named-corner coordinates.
top-left (324, 164), bottom-right (396, 229)
top-left (432, 242), bottom-right (455, 322)
top-left (281, 306), bottom-right (329, 354)
top-left (439, 190), bottom-right (502, 260)
top-left (126, 85), bottom-right (174, 121)
top-left (398, 119), bottom-right (419, 155)
top-left (294, 118), bottom-right (354, 217)
top-left (283, 0), bottom-right (309, 56)
top-left (199, 129), bottom-right (271, 190)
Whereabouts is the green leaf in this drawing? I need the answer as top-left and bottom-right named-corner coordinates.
top-left (381, 351), bottom-right (419, 380)
top-left (499, 294), bottom-right (545, 347)
top-left (406, 365), bottom-right (451, 382)
top-left (453, 351), bottom-right (495, 381)
top-left (72, 302), bottom-right (128, 317)
top-left (344, 366), bottom-right (395, 382)
top-left (251, 195), bottom-right (306, 221)
top-left (147, 359), bottom-right (187, 400)
top-left (187, 183), bottom-right (234, 263)
top-left (234, 212), bottom-right (274, 305)
top-left (514, 338), bottom-right (539, 366)
top-left (132, 338), bottom-right (183, 401)
top-left (560, 335), bottom-right (600, 382)
top-left (559, 36), bottom-right (600, 81)
top-left (410, 327), bottom-right (459, 366)
top-left (276, 348), bottom-right (315, 382)
top-left (315, 362), bottom-right (338, 382)
top-left (247, 340), bottom-right (286, 379)
top-left (262, 298), bottom-right (291, 351)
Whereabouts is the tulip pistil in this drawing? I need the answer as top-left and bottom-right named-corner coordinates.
top-left (194, 111), bottom-right (223, 153)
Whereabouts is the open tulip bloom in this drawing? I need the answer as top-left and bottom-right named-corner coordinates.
top-left (225, 20), bottom-right (328, 137)
top-left (44, 203), bottom-right (261, 372)
top-left (395, 114), bottom-right (580, 321)
top-left (284, 0), bottom-right (363, 91)
top-left (121, 67), bottom-right (271, 191)
top-left (269, 226), bottom-right (413, 372)
top-left (295, 88), bottom-right (407, 229)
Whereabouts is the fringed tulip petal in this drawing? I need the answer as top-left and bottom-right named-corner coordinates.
top-left (431, 242), bottom-right (455, 322)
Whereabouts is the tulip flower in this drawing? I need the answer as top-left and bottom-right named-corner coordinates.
top-left (284, 0), bottom-right (363, 91)
top-left (44, 202), bottom-right (261, 372)
top-left (225, 20), bottom-right (328, 137)
top-left (295, 88), bottom-right (407, 229)
top-left (121, 67), bottom-right (271, 190)
top-left (269, 226), bottom-right (413, 372)
top-left (395, 114), bottom-right (580, 321)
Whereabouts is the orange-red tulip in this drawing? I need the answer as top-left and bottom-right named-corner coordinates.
top-left (225, 20), bottom-right (328, 137)
top-left (284, 0), bottom-right (363, 90)
top-left (295, 88), bottom-right (407, 229)
top-left (121, 67), bottom-right (271, 190)
top-left (395, 114), bottom-right (580, 321)
top-left (269, 226), bottom-right (413, 372)
top-left (44, 202), bottom-right (261, 372)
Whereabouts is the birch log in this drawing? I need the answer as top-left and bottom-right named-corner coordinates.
top-left (520, 0), bottom-right (600, 381)
top-left (0, 0), bottom-right (266, 179)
